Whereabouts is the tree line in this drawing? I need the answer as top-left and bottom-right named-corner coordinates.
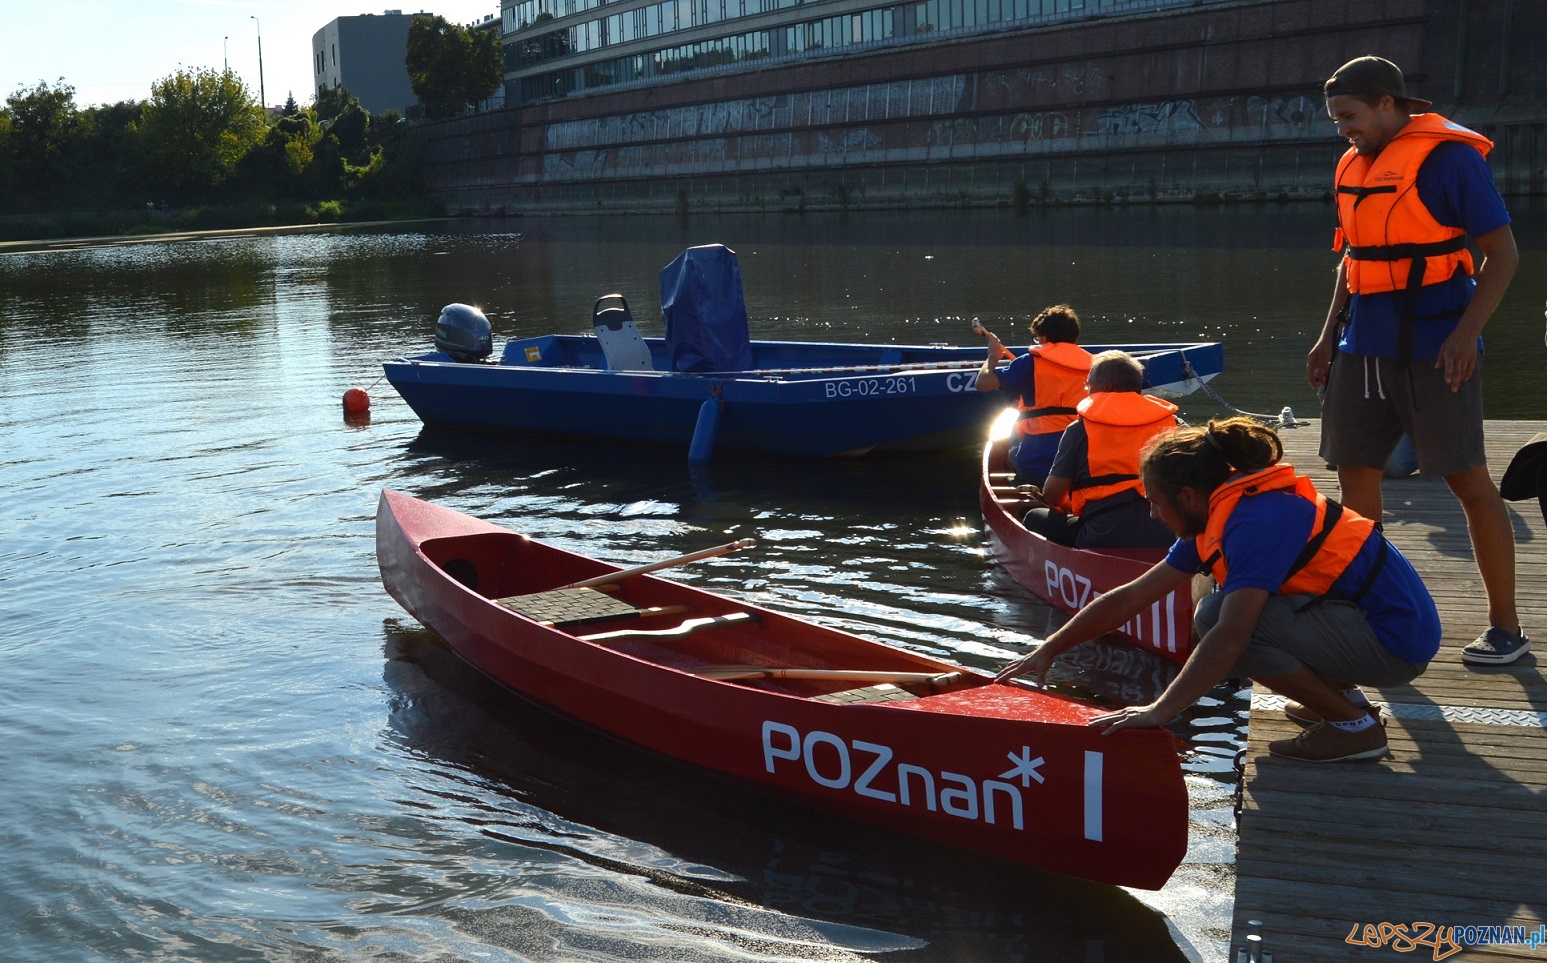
top-left (0, 14), bottom-right (502, 239)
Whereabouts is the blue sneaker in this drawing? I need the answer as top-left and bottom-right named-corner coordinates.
top-left (1461, 627), bottom-right (1531, 665)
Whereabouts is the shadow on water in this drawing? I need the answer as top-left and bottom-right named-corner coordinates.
top-left (381, 622), bottom-right (1190, 963)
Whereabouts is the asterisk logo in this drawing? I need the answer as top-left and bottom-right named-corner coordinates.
top-left (999, 746), bottom-right (1045, 786)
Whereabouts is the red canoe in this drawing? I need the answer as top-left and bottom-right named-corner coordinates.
top-left (376, 489), bottom-right (1188, 889)
top-left (979, 435), bottom-right (1194, 665)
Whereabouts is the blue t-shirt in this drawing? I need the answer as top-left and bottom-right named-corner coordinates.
top-left (998, 352), bottom-right (1064, 478)
top-left (1341, 141), bottom-right (1512, 360)
top-left (1164, 491), bottom-right (1440, 663)
top-left (996, 352), bottom-right (1037, 403)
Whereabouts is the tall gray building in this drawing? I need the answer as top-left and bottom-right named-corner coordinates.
top-left (312, 11), bottom-right (422, 115)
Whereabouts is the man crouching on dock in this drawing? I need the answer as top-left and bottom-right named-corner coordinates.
top-left (996, 416), bottom-right (1441, 763)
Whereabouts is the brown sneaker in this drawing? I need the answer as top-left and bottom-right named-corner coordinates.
top-left (1269, 717), bottom-right (1387, 762)
top-left (1283, 701), bottom-right (1382, 728)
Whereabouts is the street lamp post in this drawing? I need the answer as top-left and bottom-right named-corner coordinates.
top-left (250, 16), bottom-right (265, 109)
top-left (224, 36), bottom-right (229, 74)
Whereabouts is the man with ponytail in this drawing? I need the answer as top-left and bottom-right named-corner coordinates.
top-left (1309, 56), bottom-right (1524, 665)
top-left (996, 416), bottom-right (1440, 763)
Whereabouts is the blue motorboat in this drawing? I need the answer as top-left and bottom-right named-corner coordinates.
top-left (383, 245), bottom-right (1224, 461)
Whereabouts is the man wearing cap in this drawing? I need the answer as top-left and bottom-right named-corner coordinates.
top-left (1307, 56), bottom-right (1526, 664)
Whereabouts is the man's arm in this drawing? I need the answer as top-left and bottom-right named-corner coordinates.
top-left (976, 332), bottom-right (1005, 392)
top-left (1090, 587), bottom-right (1268, 733)
top-left (1307, 259), bottom-right (1350, 391)
top-left (1039, 472), bottom-right (1072, 511)
top-left (1437, 223), bottom-right (1518, 390)
top-left (994, 560), bottom-right (1190, 684)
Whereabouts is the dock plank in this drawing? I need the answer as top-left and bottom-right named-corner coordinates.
top-left (1227, 419), bottom-right (1547, 961)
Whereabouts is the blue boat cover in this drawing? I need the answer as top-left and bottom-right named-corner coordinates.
top-left (659, 244), bottom-right (754, 373)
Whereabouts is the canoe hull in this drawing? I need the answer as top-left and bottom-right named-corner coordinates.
top-left (384, 337), bottom-right (1224, 457)
top-left (979, 436), bottom-right (1194, 664)
top-left (376, 489), bottom-right (1189, 889)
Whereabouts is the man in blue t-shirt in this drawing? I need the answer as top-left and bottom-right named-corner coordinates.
top-left (996, 418), bottom-right (1441, 764)
top-left (1309, 56), bottom-right (1524, 665)
top-left (975, 306), bottom-right (1092, 485)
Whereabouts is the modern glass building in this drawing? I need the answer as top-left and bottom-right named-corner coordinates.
top-left (501, 0), bottom-right (1224, 105)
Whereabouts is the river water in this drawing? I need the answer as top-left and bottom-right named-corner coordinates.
top-left (2, 206), bottom-right (1543, 963)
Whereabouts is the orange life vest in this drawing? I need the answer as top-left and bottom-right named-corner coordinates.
top-left (1061, 392), bottom-right (1178, 515)
top-left (1015, 341), bottom-right (1093, 439)
top-left (1333, 113), bottom-right (1493, 359)
top-left (1195, 465), bottom-right (1377, 596)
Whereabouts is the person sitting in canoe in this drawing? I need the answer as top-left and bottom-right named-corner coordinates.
top-left (975, 305), bottom-right (1093, 485)
top-left (995, 416), bottom-right (1441, 763)
top-left (1019, 350), bottom-right (1180, 549)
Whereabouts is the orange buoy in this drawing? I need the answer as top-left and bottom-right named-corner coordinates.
top-left (342, 387), bottom-right (371, 413)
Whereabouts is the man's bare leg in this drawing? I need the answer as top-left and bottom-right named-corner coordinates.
top-left (1336, 464), bottom-right (1386, 522)
top-left (1446, 464), bottom-right (1519, 632)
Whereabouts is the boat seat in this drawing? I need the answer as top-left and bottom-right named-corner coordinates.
top-left (593, 294), bottom-right (654, 371)
top-left (811, 683), bottom-right (919, 704)
top-left (496, 587), bottom-right (688, 627)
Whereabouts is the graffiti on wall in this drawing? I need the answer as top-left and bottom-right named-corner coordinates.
top-left (990, 64), bottom-right (1110, 102)
top-left (544, 75), bottom-right (968, 152)
top-left (1245, 94), bottom-right (1322, 132)
top-left (817, 128), bottom-right (883, 154)
top-left (1010, 111), bottom-right (1070, 142)
top-left (1095, 99), bottom-right (1206, 136)
top-left (538, 82), bottom-right (1320, 179)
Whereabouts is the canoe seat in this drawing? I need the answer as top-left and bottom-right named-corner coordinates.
top-left (497, 587), bottom-right (650, 626)
top-left (593, 294), bottom-right (654, 371)
top-left (811, 683), bottom-right (918, 704)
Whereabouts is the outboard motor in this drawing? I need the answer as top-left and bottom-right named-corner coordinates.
top-left (434, 303), bottom-right (493, 362)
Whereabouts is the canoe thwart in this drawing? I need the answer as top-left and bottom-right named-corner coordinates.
top-left (578, 611), bottom-right (759, 643)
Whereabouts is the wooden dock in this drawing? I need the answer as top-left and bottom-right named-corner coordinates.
top-left (1229, 420), bottom-right (1547, 961)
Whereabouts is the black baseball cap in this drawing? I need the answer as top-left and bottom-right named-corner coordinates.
top-left (1324, 56), bottom-right (1433, 110)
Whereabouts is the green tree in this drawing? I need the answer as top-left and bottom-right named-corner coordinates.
top-left (468, 27), bottom-right (504, 105)
top-left (406, 15), bottom-right (503, 119)
top-left (239, 109), bottom-right (319, 198)
top-left (4, 79), bottom-right (86, 205)
top-left (134, 67), bottom-right (266, 200)
top-left (314, 83), bottom-right (356, 124)
top-left (356, 112), bottom-right (420, 198)
top-left (0, 110), bottom-right (13, 211)
top-left (329, 101), bottom-right (371, 165)
top-left (80, 100), bottom-right (145, 206)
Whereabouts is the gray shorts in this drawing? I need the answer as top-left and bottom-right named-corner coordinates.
top-left (1319, 350), bottom-right (1486, 478)
top-left (1195, 592), bottom-right (1427, 687)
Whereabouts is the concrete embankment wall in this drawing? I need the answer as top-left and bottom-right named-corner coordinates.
top-left (412, 0), bottom-right (1547, 214)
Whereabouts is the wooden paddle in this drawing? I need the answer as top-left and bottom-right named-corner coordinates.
top-left (694, 665), bottom-right (963, 687)
top-left (972, 320), bottom-right (1017, 361)
top-left (556, 538), bottom-right (757, 591)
